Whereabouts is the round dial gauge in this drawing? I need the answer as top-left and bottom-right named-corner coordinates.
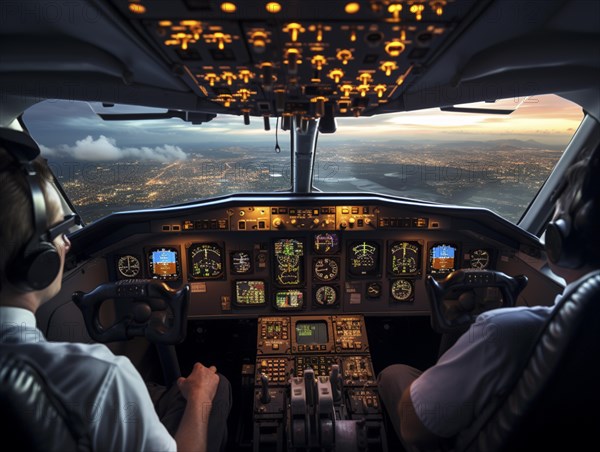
top-left (366, 282), bottom-right (382, 298)
top-left (314, 257), bottom-right (339, 281)
top-left (470, 249), bottom-right (490, 269)
top-left (189, 243), bottom-right (224, 279)
top-left (390, 241), bottom-right (420, 275)
top-left (349, 241), bottom-right (379, 276)
top-left (391, 279), bottom-right (414, 302)
top-left (315, 286), bottom-right (338, 306)
top-left (232, 251), bottom-right (252, 274)
top-left (117, 255), bottom-right (140, 278)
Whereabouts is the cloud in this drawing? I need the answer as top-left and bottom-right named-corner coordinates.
top-left (40, 135), bottom-right (188, 162)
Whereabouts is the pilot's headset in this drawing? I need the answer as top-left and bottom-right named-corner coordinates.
top-left (0, 129), bottom-right (62, 291)
top-left (545, 146), bottom-right (600, 269)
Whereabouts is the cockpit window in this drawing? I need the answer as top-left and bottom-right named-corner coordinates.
top-left (23, 95), bottom-right (581, 224)
top-left (23, 100), bottom-right (291, 222)
top-left (314, 94), bottom-right (582, 223)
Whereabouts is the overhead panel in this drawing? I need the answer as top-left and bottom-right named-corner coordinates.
top-left (112, 0), bottom-right (478, 119)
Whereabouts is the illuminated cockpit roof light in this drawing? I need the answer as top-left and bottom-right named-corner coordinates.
top-left (128, 2), bottom-right (146, 14)
top-left (345, 2), bottom-right (360, 14)
top-left (266, 2), bottom-right (282, 14)
top-left (221, 2), bottom-right (237, 13)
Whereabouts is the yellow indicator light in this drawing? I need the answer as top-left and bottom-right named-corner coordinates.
top-left (358, 73), bottom-right (372, 84)
top-left (159, 20), bottom-right (172, 27)
top-left (311, 55), bottom-right (327, 71)
top-left (340, 84), bottom-right (353, 97)
top-left (221, 2), bottom-right (237, 13)
top-left (345, 2), bottom-right (360, 14)
top-left (128, 3), bottom-right (146, 14)
top-left (328, 69), bottom-right (344, 84)
top-left (410, 4), bottom-right (425, 21)
top-left (214, 32), bottom-right (226, 50)
top-left (430, 0), bottom-right (446, 16)
top-left (284, 23), bottom-right (305, 42)
top-left (350, 28), bottom-right (357, 42)
top-left (388, 3), bottom-right (403, 20)
top-left (374, 84), bottom-right (386, 98)
top-left (336, 49), bottom-right (352, 65)
top-left (385, 41), bottom-right (406, 57)
top-left (380, 61), bottom-right (398, 76)
top-left (266, 2), bottom-right (282, 13)
top-left (239, 69), bottom-right (253, 84)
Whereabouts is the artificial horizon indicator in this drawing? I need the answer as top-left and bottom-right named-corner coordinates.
top-left (148, 248), bottom-right (180, 280)
top-left (429, 243), bottom-right (457, 275)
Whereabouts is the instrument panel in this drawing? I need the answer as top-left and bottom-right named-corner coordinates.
top-left (101, 200), bottom-right (530, 318)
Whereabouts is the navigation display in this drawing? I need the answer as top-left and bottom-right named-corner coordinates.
top-left (275, 290), bottom-right (304, 310)
top-left (295, 321), bottom-right (328, 345)
top-left (274, 238), bottom-right (304, 286)
top-left (234, 280), bottom-right (266, 306)
top-left (148, 248), bottom-right (179, 280)
top-left (429, 243), bottom-right (458, 275)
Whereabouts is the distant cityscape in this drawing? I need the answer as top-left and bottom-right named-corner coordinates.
top-left (48, 140), bottom-right (563, 224)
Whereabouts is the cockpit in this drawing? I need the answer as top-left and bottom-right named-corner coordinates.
top-left (1, 1), bottom-right (599, 451)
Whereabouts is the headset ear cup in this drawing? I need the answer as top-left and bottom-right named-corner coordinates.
top-left (546, 217), bottom-right (584, 269)
top-left (12, 243), bottom-right (61, 291)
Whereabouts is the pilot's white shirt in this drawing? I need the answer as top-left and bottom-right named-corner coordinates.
top-left (408, 274), bottom-right (590, 440)
top-left (410, 303), bottom-right (554, 438)
top-left (0, 306), bottom-right (177, 452)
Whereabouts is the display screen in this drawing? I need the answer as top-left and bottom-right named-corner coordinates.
top-left (389, 241), bottom-right (421, 275)
top-left (274, 238), bottom-right (304, 286)
top-left (149, 248), bottom-right (179, 279)
top-left (348, 241), bottom-right (380, 276)
top-left (313, 232), bottom-right (340, 254)
top-left (295, 321), bottom-right (328, 344)
top-left (189, 243), bottom-right (224, 279)
top-left (429, 244), bottom-right (457, 274)
top-left (275, 290), bottom-right (304, 309)
top-left (234, 280), bottom-right (266, 305)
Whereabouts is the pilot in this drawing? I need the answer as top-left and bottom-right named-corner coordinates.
top-left (0, 136), bottom-right (231, 452)
top-left (377, 145), bottom-right (600, 451)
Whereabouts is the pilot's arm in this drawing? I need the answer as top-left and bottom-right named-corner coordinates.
top-left (394, 307), bottom-right (550, 448)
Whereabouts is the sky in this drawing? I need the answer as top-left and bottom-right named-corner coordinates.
top-left (23, 94), bottom-right (583, 162)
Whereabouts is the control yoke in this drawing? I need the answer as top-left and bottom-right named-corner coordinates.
top-left (72, 279), bottom-right (189, 344)
top-left (426, 269), bottom-right (528, 334)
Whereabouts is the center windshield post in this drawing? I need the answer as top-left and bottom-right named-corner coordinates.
top-left (293, 117), bottom-right (318, 193)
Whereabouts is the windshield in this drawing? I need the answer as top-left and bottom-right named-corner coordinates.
top-left (315, 95), bottom-right (583, 222)
top-left (23, 94), bottom-right (582, 224)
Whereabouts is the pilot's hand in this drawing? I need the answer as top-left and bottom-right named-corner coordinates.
top-left (177, 362), bottom-right (219, 404)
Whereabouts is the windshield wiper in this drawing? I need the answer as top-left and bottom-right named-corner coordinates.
top-left (97, 109), bottom-right (216, 125)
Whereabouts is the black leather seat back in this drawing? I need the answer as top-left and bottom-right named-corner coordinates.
top-left (458, 271), bottom-right (600, 451)
top-left (0, 353), bottom-right (91, 452)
